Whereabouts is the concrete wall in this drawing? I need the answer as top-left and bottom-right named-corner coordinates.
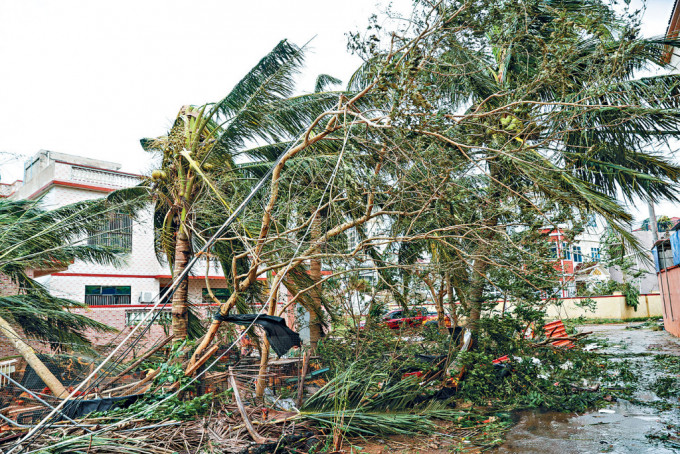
top-left (489, 293), bottom-right (663, 321)
top-left (543, 293), bottom-right (663, 320)
top-left (607, 230), bottom-right (659, 294)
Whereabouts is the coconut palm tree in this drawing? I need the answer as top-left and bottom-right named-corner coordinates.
top-left (0, 194), bottom-right (141, 395)
top-left (349, 0), bottom-right (680, 335)
top-left (141, 40), bottom-right (342, 340)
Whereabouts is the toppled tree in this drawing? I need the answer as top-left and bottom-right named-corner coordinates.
top-left (183, 0), bottom-right (680, 368)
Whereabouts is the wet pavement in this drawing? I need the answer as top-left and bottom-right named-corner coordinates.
top-left (497, 323), bottom-right (680, 453)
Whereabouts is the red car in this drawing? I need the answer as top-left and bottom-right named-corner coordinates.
top-left (381, 307), bottom-right (428, 329)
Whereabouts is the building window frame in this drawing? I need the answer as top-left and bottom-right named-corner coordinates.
top-left (125, 309), bottom-right (171, 326)
top-left (658, 241), bottom-right (674, 270)
top-left (202, 288), bottom-right (231, 304)
top-left (88, 211), bottom-right (133, 252)
top-left (573, 246), bottom-right (583, 263)
top-left (85, 285), bottom-right (131, 306)
top-left (562, 242), bottom-right (572, 260)
top-left (591, 247), bottom-right (601, 262)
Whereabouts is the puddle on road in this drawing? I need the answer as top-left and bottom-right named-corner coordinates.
top-left (496, 323), bottom-right (680, 453)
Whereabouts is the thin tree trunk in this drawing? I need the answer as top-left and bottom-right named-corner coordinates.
top-left (468, 161), bottom-right (502, 338)
top-left (0, 315), bottom-right (68, 398)
top-left (172, 229), bottom-right (191, 340)
top-left (434, 289), bottom-right (447, 335)
top-left (256, 279), bottom-right (278, 398)
top-left (445, 271), bottom-right (458, 328)
top-left (308, 214), bottom-right (324, 353)
top-left (424, 273), bottom-right (447, 334)
top-left (468, 249), bottom-right (491, 336)
top-left (309, 264), bottom-right (323, 352)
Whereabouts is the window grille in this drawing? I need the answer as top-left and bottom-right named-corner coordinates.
top-left (85, 285), bottom-right (131, 306)
top-left (125, 309), bottom-right (171, 326)
top-left (88, 211), bottom-right (132, 252)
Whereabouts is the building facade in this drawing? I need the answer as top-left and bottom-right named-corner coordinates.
top-left (0, 150), bottom-right (235, 357)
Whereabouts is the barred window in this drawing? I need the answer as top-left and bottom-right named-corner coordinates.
top-left (85, 285), bottom-right (131, 306)
top-left (88, 211), bottom-right (132, 252)
top-left (125, 309), bottom-right (171, 326)
top-left (202, 288), bottom-right (230, 304)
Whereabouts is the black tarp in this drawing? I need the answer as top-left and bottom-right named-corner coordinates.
top-left (21, 354), bottom-right (90, 390)
top-left (214, 314), bottom-right (301, 357)
top-left (61, 394), bottom-right (143, 419)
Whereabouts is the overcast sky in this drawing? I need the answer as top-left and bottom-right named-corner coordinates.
top-left (0, 0), bottom-right (676, 223)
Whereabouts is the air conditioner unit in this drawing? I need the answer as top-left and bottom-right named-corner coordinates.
top-left (138, 292), bottom-right (154, 303)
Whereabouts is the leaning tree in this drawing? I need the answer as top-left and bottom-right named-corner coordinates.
top-left (141, 40), bottom-right (343, 341)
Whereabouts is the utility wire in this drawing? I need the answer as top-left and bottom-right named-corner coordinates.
top-left (9, 115), bottom-right (342, 453)
top-left (18, 111), bottom-right (354, 454)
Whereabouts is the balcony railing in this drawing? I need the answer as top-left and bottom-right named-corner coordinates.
top-left (85, 294), bottom-right (132, 306)
top-left (70, 165), bottom-right (140, 189)
top-left (0, 359), bottom-right (17, 387)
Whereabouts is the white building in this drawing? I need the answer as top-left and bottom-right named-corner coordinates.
top-left (1, 150), bottom-right (231, 340)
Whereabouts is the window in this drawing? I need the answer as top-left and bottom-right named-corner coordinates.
top-left (562, 243), bottom-right (571, 260)
top-left (202, 288), bottom-right (231, 304)
top-left (658, 241), bottom-right (674, 270)
top-left (586, 214), bottom-right (597, 228)
top-left (591, 247), bottom-right (601, 261)
top-left (85, 286), bottom-right (131, 306)
top-left (88, 211), bottom-right (133, 252)
top-left (125, 309), bottom-right (171, 326)
top-left (549, 243), bottom-right (557, 258)
top-left (24, 158), bottom-right (40, 182)
top-left (573, 246), bottom-right (583, 263)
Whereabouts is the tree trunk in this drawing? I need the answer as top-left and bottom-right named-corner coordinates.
top-left (434, 288), bottom-right (447, 335)
top-left (0, 315), bottom-right (68, 398)
top-left (468, 250), bottom-right (491, 336)
top-left (424, 273), bottom-right (447, 334)
top-left (308, 215), bottom-right (323, 353)
top-left (256, 280), bottom-right (278, 398)
top-left (468, 161), bottom-right (502, 338)
top-left (445, 271), bottom-right (458, 328)
top-left (172, 229), bottom-right (191, 341)
top-left (309, 262), bottom-right (323, 352)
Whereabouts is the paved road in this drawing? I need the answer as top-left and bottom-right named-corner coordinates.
top-left (497, 323), bottom-right (680, 454)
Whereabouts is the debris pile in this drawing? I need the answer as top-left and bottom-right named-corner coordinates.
top-left (2, 316), bottom-right (640, 453)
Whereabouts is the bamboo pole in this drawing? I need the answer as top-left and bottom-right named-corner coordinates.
top-left (0, 315), bottom-right (68, 398)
